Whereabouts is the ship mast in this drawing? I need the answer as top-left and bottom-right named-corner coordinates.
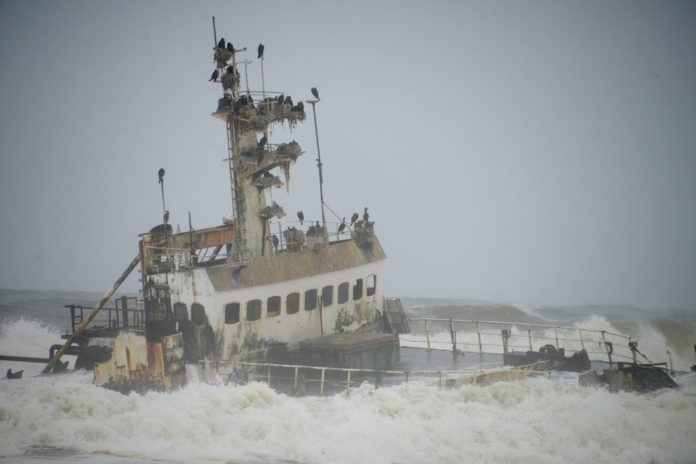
top-left (210, 22), bottom-right (306, 261)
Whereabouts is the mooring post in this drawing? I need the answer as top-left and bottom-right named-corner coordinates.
top-left (320, 368), bottom-right (325, 395)
top-left (501, 329), bottom-right (510, 354)
top-left (601, 331), bottom-right (613, 366)
top-left (294, 367), bottom-right (299, 392)
top-left (476, 321), bottom-right (483, 354)
top-left (527, 326), bottom-right (533, 351)
top-left (121, 295), bottom-right (129, 329)
top-left (346, 370), bottom-right (351, 396)
top-left (449, 318), bottom-right (457, 355)
top-left (425, 319), bottom-right (431, 350)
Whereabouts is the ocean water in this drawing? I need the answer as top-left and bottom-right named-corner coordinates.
top-left (1, 290), bottom-right (696, 463)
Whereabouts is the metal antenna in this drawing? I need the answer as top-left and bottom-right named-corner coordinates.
top-left (241, 59), bottom-right (252, 96)
top-left (212, 16), bottom-right (217, 46)
top-left (259, 46), bottom-right (266, 99)
top-left (158, 168), bottom-right (166, 215)
top-left (307, 92), bottom-right (327, 235)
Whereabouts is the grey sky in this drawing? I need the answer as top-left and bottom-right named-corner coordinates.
top-left (1, 1), bottom-right (695, 308)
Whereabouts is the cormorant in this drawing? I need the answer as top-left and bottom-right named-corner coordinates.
top-left (272, 235), bottom-right (279, 249)
top-left (226, 66), bottom-right (234, 75)
top-left (338, 218), bottom-right (346, 234)
top-left (350, 212), bottom-right (359, 226)
top-left (158, 168), bottom-right (165, 183)
top-left (226, 42), bottom-right (235, 53)
top-left (217, 38), bottom-right (225, 48)
top-left (297, 101), bottom-right (304, 112)
top-left (6, 368), bottom-right (23, 379)
top-left (258, 136), bottom-right (267, 148)
top-left (363, 207), bottom-right (369, 223)
top-left (297, 211), bottom-right (304, 225)
top-left (209, 69), bottom-right (219, 81)
top-left (284, 96), bottom-right (293, 106)
top-left (258, 43), bottom-right (265, 59)
top-left (311, 87), bottom-right (319, 99)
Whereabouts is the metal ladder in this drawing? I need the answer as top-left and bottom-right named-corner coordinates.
top-left (226, 118), bottom-right (247, 261)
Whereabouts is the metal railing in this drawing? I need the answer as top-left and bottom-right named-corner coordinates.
top-left (203, 360), bottom-right (549, 396)
top-left (65, 296), bottom-right (145, 335)
top-left (403, 318), bottom-right (639, 365)
top-left (267, 219), bottom-right (350, 252)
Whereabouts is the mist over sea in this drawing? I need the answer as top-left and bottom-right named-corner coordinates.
top-left (1, 289), bottom-right (696, 463)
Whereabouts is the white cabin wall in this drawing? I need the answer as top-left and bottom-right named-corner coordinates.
top-left (166, 259), bottom-right (385, 360)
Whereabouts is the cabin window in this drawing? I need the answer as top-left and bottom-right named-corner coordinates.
top-left (367, 274), bottom-right (377, 296)
top-left (305, 289), bottom-right (317, 311)
top-left (173, 302), bottom-right (188, 321)
top-left (267, 296), bottom-right (281, 318)
top-left (286, 292), bottom-right (300, 314)
top-left (247, 299), bottom-right (262, 321)
top-left (191, 303), bottom-right (207, 325)
top-left (225, 302), bottom-right (240, 324)
top-left (322, 285), bottom-right (333, 306)
top-left (353, 279), bottom-right (363, 301)
top-left (338, 282), bottom-right (349, 304)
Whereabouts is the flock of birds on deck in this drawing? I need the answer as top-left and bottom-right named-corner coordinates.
top-left (296, 207), bottom-right (372, 235)
top-left (269, 207), bottom-right (373, 251)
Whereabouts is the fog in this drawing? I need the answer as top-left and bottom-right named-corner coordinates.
top-left (1, 0), bottom-right (695, 309)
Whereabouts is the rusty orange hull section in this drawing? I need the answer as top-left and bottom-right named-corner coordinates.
top-left (94, 331), bottom-right (185, 391)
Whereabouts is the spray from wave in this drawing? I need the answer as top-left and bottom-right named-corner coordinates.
top-left (0, 375), bottom-right (695, 463)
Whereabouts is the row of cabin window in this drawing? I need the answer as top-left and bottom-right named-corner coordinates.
top-left (224, 275), bottom-right (376, 324)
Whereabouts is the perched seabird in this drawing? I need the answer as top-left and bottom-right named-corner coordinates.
top-left (311, 87), bottom-right (319, 99)
top-left (350, 212), bottom-right (359, 226)
top-left (209, 69), bottom-right (219, 81)
top-left (6, 369), bottom-right (22, 379)
top-left (158, 168), bottom-right (165, 183)
top-left (217, 38), bottom-right (225, 48)
top-left (226, 42), bottom-right (235, 53)
top-left (363, 207), bottom-right (369, 223)
top-left (297, 101), bottom-right (304, 112)
top-left (297, 210), bottom-right (304, 225)
top-left (258, 135), bottom-right (267, 148)
top-left (272, 234), bottom-right (279, 249)
top-left (257, 43), bottom-right (265, 59)
top-left (284, 96), bottom-right (293, 106)
top-left (226, 66), bottom-right (234, 75)
top-left (338, 218), bottom-right (346, 234)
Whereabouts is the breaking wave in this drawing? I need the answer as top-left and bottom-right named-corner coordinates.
top-left (1, 374), bottom-right (696, 463)
top-left (0, 319), bottom-right (66, 378)
top-left (2, 293), bottom-right (696, 463)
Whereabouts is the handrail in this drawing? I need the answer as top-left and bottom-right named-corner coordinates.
top-left (205, 359), bottom-right (549, 396)
top-left (407, 317), bottom-right (631, 340)
top-left (405, 317), bottom-right (640, 365)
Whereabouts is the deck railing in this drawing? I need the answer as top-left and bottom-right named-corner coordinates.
top-left (402, 318), bottom-right (642, 365)
top-left (143, 219), bottom-right (353, 269)
top-left (202, 360), bottom-right (549, 396)
top-left (65, 296), bottom-right (145, 335)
